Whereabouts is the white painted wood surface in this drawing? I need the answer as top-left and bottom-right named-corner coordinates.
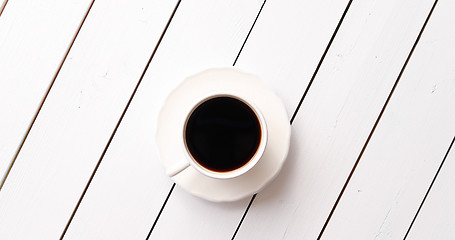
top-left (0, 0), bottom-right (91, 181)
top-left (235, 0), bottom-right (436, 239)
top-left (0, 0), bottom-right (176, 238)
top-left (322, 0), bottom-right (455, 238)
top-left (64, 0), bottom-right (262, 239)
top-left (406, 139), bottom-right (455, 240)
top-left (1, 0), bottom-right (454, 239)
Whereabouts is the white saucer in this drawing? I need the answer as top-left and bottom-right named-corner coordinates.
top-left (156, 68), bottom-right (291, 202)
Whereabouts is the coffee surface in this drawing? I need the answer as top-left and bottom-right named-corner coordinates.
top-left (185, 96), bottom-right (261, 172)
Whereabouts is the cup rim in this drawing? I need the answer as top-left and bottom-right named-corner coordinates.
top-left (182, 94), bottom-right (268, 179)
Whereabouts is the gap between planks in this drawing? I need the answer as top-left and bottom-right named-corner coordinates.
top-left (404, 136), bottom-right (455, 239)
top-left (0, 0), bottom-right (96, 191)
top-left (0, 0), bottom-right (8, 16)
top-left (59, 1), bottom-right (182, 239)
top-left (317, 0), bottom-right (439, 238)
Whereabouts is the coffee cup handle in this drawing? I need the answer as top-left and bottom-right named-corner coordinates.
top-left (166, 160), bottom-right (190, 177)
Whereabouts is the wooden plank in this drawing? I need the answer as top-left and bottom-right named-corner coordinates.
top-left (234, 0), bottom-right (437, 239)
top-left (321, 0), bottom-right (455, 238)
top-left (406, 138), bottom-right (455, 240)
top-left (62, 0), bottom-right (263, 239)
top-left (153, 0), bottom-right (354, 239)
top-left (0, 0), bottom-right (177, 238)
top-left (0, 0), bottom-right (92, 181)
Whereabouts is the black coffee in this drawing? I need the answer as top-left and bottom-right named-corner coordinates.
top-left (185, 96), bottom-right (261, 172)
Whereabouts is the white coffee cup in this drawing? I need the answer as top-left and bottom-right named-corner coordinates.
top-left (157, 68), bottom-right (291, 201)
top-left (166, 94), bottom-right (268, 179)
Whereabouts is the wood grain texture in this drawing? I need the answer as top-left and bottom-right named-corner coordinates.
top-left (63, 0), bottom-right (262, 239)
top-left (0, 0), bottom-right (91, 182)
top-left (234, 0), bottom-right (436, 239)
top-left (322, 1), bottom-right (455, 238)
top-left (406, 139), bottom-right (455, 240)
top-left (0, 0), bottom-right (176, 238)
top-left (153, 0), bottom-right (352, 239)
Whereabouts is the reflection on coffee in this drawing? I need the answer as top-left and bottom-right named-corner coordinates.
top-left (185, 96), bottom-right (261, 172)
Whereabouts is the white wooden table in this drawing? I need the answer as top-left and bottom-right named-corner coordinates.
top-left (1, 0), bottom-right (454, 239)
